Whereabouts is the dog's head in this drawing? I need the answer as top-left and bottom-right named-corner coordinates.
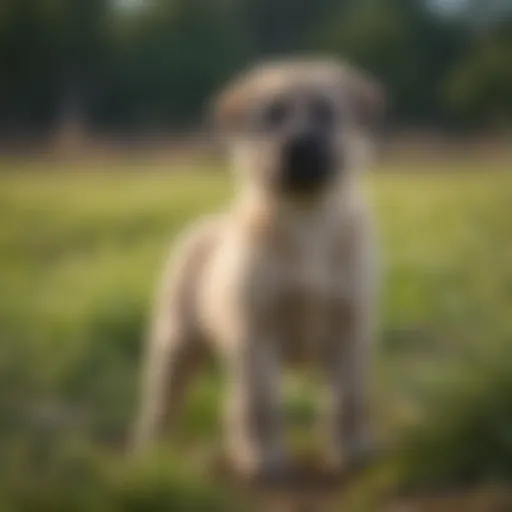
top-left (213, 58), bottom-right (385, 199)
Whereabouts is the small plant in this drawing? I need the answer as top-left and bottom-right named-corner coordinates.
top-left (397, 342), bottom-right (512, 490)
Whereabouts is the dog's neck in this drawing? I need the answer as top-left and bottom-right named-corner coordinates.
top-left (234, 175), bottom-right (361, 246)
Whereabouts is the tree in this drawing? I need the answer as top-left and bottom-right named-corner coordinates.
top-left (445, 21), bottom-right (512, 126)
top-left (315, 0), bottom-right (470, 125)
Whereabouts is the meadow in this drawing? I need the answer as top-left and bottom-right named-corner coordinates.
top-left (1, 155), bottom-right (512, 510)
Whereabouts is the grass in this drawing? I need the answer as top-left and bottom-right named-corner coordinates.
top-left (1, 156), bottom-right (512, 509)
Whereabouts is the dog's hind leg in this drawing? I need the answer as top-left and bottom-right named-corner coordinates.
top-left (131, 218), bottom-right (222, 453)
top-left (131, 317), bottom-right (204, 452)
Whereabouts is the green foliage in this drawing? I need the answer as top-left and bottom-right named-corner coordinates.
top-left (445, 23), bottom-right (512, 126)
top-left (0, 0), bottom-right (511, 133)
top-left (397, 343), bottom-right (512, 489)
top-left (0, 441), bottom-right (240, 511)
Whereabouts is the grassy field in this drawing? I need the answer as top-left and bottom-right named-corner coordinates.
top-left (1, 156), bottom-right (512, 510)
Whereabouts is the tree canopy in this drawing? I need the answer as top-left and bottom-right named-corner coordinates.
top-left (0, 0), bottom-right (510, 136)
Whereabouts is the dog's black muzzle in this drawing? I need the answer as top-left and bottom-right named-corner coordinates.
top-left (279, 132), bottom-right (334, 195)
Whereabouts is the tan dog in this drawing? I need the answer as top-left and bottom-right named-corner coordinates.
top-left (133, 58), bottom-right (385, 481)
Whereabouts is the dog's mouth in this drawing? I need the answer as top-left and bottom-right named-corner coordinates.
top-left (277, 132), bottom-right (336, 195)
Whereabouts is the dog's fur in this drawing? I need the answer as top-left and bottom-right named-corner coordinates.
top-left (133, 58), bottom-right (385, 480)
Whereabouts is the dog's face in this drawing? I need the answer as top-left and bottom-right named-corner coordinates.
top-left (213, 59), bottom-right (385, 198)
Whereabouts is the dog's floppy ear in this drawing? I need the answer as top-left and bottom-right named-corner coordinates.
top-left (343, 66), bottom-right (386, 129)
top-left (211, 72), bottom-right (255, 135)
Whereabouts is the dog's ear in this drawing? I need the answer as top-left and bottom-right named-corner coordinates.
top-left (343, 67), bottom-right (386, 130)
top-left (211, 73), bottom-right (254, 135)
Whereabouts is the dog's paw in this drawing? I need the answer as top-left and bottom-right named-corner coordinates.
top-left (226, 452), bottom-right (295, 488)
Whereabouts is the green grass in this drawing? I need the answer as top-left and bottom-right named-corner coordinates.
top-left (1, 157), bottom-right (512, 508)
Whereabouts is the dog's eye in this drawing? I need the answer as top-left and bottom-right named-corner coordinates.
top-left (261, 99), bottom-right (289, 129)
top-left (310, 97), bottom-right (336, 130)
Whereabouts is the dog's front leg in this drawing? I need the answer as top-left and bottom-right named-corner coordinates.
top-left (325, 301), bottom-right (374, 473)
top-left (224, 337), bottom-right (287, 481)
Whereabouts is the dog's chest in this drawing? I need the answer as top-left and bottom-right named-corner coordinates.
top-left (268, 222), bottom-right (349, 360)
top-left (278, 235), bottom-right (334, 300)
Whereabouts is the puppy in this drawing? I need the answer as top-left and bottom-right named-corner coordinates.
top-left (133, 58), bottom-right (385, 481)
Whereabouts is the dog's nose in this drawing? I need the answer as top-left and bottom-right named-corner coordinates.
top-left (280, 132), bottom-right (333, 193)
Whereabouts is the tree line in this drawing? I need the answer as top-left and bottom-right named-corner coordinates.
top-left (0, 0), bottom-right (511, 138)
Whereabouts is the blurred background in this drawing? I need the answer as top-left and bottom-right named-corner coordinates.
top-left (1, 0), bottom-right (512, 510)
top-left (1, 0), bottom-right (512, 146)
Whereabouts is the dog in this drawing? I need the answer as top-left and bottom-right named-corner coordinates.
top-left (132, 58), bottom-right (385, 482)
